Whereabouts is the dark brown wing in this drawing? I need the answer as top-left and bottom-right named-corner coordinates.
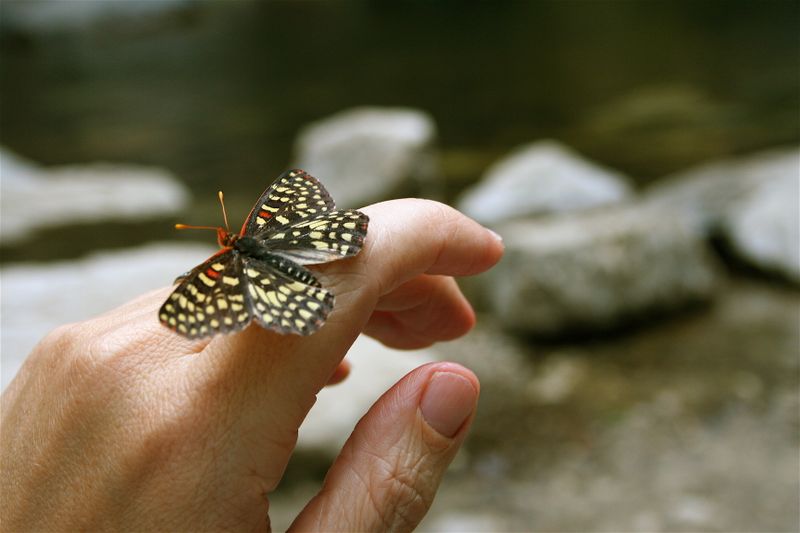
top-left (241, 169), bottom-right (336, 237)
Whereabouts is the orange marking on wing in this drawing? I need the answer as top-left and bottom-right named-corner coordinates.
top-left (205, 267), bottom-right (221, 279)
top-left (259, 210), bottom-right (272, 219)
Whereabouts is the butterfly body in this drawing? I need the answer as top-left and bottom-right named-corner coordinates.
top-left (160, 170), bottom-right (368, 339)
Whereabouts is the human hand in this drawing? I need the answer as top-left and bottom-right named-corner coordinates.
top-left (0, 199), bottom-right (503, 532)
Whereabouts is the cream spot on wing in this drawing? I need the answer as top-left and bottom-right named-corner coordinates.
top-left (265, 291), bottom-right (280, 307)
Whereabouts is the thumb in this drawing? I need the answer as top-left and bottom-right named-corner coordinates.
top-left (289, 362), bottom-right (479, 532)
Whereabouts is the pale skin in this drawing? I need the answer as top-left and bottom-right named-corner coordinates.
top-left (0, 199), bottom-right (504, 532)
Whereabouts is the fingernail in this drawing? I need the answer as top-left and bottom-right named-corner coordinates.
top-left (487, 228), bottom-right (503, 243)
top-left (420, 371), bottom-right (478, 438)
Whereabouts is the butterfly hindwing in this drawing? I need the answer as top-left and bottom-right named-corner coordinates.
top-left (240, 256), bottom-right (333, 335)
top-left (159, 250), bottom-right (253, 338)
top-left (242, 169), bottom-right (336, 237)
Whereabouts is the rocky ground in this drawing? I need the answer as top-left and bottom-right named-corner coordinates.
top-left (268, 279), bottom-right (799, 532)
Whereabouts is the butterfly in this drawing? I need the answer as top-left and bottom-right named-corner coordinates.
top-left (159, 169), bottom-right (368, 339)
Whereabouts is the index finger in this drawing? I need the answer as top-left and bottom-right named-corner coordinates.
top-left (356, 199), bottom-right (504, 298)
top-left (201, 198), bottom-right (503, 402)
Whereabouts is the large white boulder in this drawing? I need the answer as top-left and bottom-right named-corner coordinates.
top-left (724, 169), bottom-right (799, 283)
top-left (645, 148), bottom-right (799, 283)
top-left (457, 140), bottom-right (632, 225)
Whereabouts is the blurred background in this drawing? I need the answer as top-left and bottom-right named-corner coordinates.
top-left (1, 1), bottom-right (798, 531)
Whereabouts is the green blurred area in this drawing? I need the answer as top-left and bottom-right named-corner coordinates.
top-left (1, 0), bottom-right (797, 194)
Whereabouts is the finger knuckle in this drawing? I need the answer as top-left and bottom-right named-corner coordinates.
top-left (373, 456), bottom-right (434, 531)
top-left (36, 323), bottom-right (97, 377)
top-left (37, 322), bottom-right (142, 395)
top-left (407, 198), bottom-right (458, 223)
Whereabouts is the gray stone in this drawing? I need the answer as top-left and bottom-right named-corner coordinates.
top-left (644, 148), bottom-right (798, 234)
top-left (293, 107), bottom-right (437, 208)
top-left (0, 148), bottom-right (190, 243)
top-left (457, 140), bottom-right (632, 225)
top-left (645, 147), bottom-right (799, 283)
top-left (486, 204), bottom-right (719, 336)
top-left (723, 158), bottom-right (799, 283)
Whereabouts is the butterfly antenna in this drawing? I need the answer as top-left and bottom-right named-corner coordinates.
top-left (174, 223), bottom-right (219, 231)
top-left (218, 190), bottom-right (230, 232)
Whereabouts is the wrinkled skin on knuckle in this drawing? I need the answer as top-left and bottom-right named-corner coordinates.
top-left (379, 469), bottom-right (431, 532)
top-left (368, 443), bottom-right (436, 532)
top-left (34, 322), bottom-right (84, 364)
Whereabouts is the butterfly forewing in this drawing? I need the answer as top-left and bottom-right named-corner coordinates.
top-left (159, 250), bottom-right (253, 338)
top-left (265, 209), bottom-right (369, 265)
top-left (243, 169), bottom-right (336, 236)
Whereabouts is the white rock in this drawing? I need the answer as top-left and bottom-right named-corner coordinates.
top-left (298, 336), bottom-right (437, 454)
top-left (645, 148), bottom-right (800, 283)
top-left (294, 107), bottom-right (437, 207)
top-left (457, 140), bottom-right (632, 224)
top-left (0, 148), bottom-right (190, 243)
top-left (486, 204), bottom-right (719, 336)
top-left (644, 148), bottom-right (798, 234)
top-left (0, 242), bottom-right (215, 391)
top-left (724, 160), bottom-right (799, 283)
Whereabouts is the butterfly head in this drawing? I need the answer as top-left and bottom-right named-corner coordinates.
top-left (175, 190), bottom-right (238, 249)
top-left (217, 228), bottom-right (238, 248)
